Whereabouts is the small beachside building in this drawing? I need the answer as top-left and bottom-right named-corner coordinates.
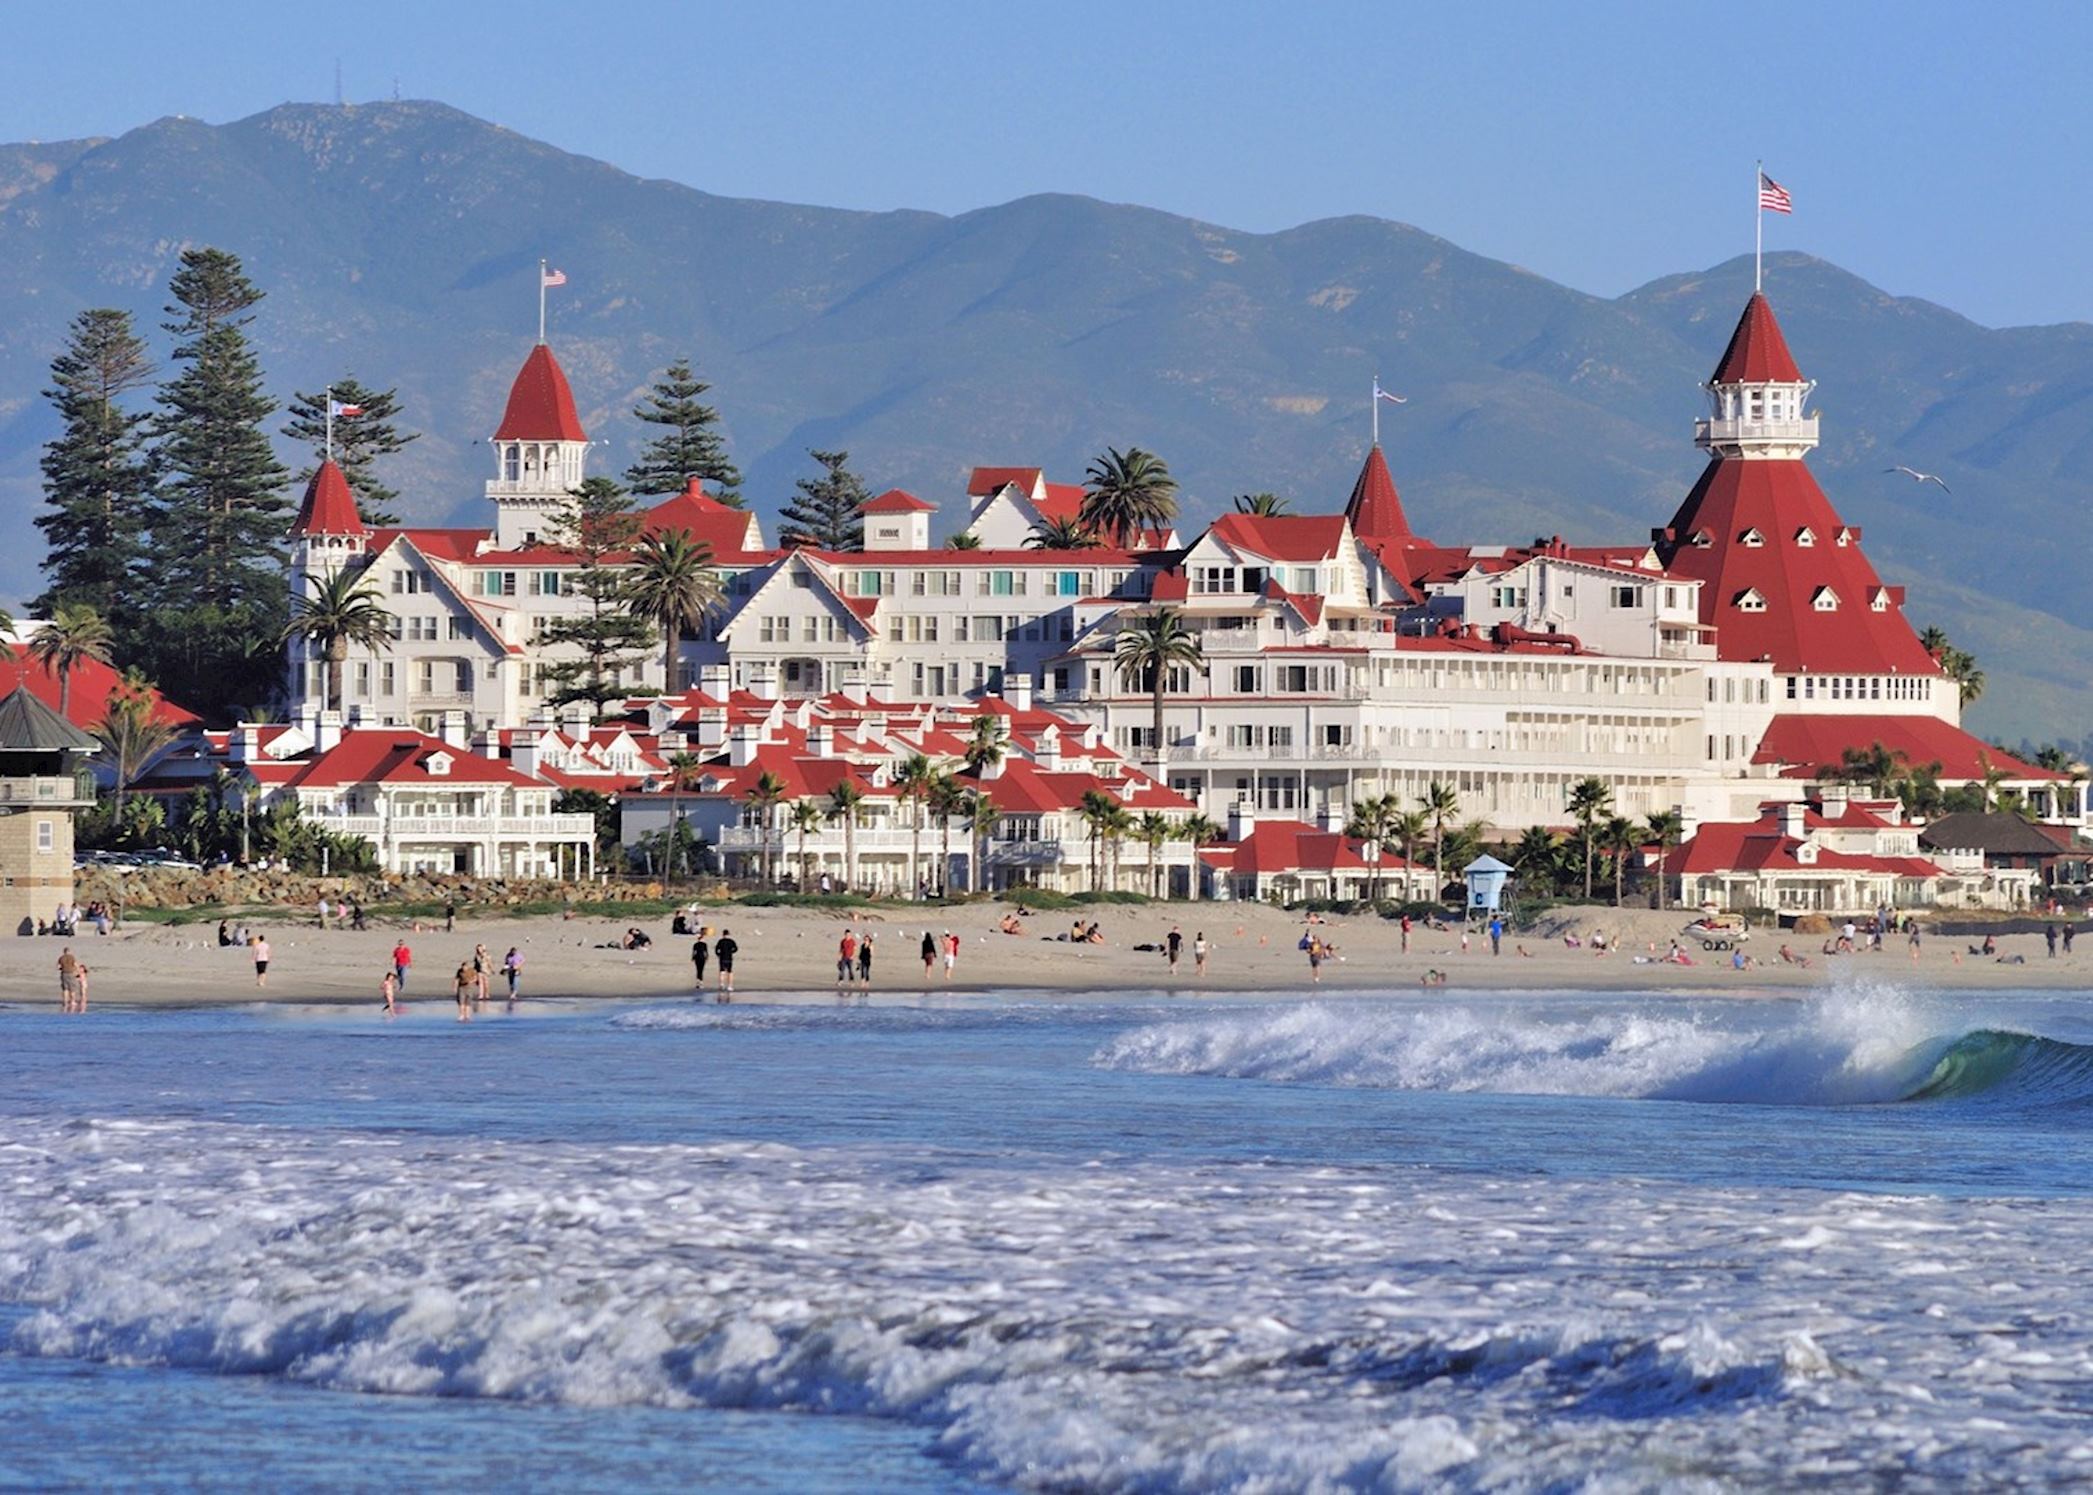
top-left (0, 687), bottom-right (98, 934)
top-left (1195, 802), bottom-right (1387, 903)
top-left (1463, 854), bottom-right (1514, 915)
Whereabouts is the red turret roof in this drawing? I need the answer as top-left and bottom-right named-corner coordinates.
top-left (1710, 292), bottom-right (1803, 384)
top-left (290, 459), bottom-right (368, 538)
top-left (861, 488), bottom-right (937, 514)
top-left (1659, 458), bottom-right (1938, 676)
top-left (1343, 445), bottom-right (1419, 544)
top-left (494, 344), bottom-right (587, 442)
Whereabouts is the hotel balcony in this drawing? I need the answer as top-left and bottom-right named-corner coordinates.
top-left (1693, 415), bottom-right (1819, 450)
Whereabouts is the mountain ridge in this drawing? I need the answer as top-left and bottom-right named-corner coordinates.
top-left (0, 100), bottom-right (2087, 742)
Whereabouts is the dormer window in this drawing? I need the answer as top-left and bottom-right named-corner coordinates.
top-left (1836, 527), bottom-right (1855, 548)
top-left (1691, 529), bottom-right (1714, 549)
top-left (1740, 528), bottom-right (1765, 548)
top-left (427, 752), bottom-right (453, 776)
top-left (1870, 589), bottom-right (1891, 613)
top-left (1795, 527), bottom-right (1816, 547)
top-left (1736, 588), bottom-right (1767, 613)
top-left (1813, 587), bottom-right (1840, 612)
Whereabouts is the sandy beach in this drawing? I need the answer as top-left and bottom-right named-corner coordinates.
top-left (7, 899), bottom-right (2090, 1010)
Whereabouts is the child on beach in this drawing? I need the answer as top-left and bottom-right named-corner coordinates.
top-left (381, 970), bottom-right (398, 1014)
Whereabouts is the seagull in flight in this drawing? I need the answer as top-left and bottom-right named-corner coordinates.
top-left (1885, 465), bottom-right (1950, 493)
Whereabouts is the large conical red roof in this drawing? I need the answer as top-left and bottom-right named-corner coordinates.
top-left (291, 458), bottom-right (367, 538)
top-left (1660, 458), bottom-right (1937, 676)
top-left (494, 343), bottom-right (588, 442)
top-left (1342, 445), bottom-right (1417, 543)
top-left (1710, 292), bottom-right (1803, 383)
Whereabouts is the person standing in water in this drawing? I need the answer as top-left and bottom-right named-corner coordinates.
top-left (857, 929), bottom-right (874, 989)
top-left (713, 928), bottom-right (738, 997)
top-left (453, 961), bottom-right (475, 1020)
top-left (502, 947), bottom-right (523, 1001)
top-left (381, 969), bottom-right (398, 1014)
top-left (57, 946), bottom-right (83, 1013)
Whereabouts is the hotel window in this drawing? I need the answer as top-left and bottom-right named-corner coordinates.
top-left (802, 616), bottom-right (819, 643)
top-left (1233, 665), bottom-right (1259, 692)
top-left (1054, 571), bottom-right (1082, 597)
top-left (448, 617), bottom-right (467, 641)
top-left (456, 662), bottom-right (474, 693)
top-left (416, 661), bottom-right (436, 693)
top-left (1610, 585), bottom-right (1643, 608)
top-left (1736, 590), bottom-right (1767, 613)
top-left (1813, 588), bottom-right (1840, 612)
top-left (355, 661), bottom-right (371, 695)
top-left (36, 819), bottom-right (52, 853)
top-left (529, 571), bottom-right (562, 596)
top-left (1739, 529), bottom-right (1764, 548)
top-left (380, 662), bottom-right (396, 696)
top-left (1795, 528), bottom-right (1816, 548)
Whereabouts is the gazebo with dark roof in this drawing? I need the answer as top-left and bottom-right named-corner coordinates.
top-left (0, 684), bottom-right (98, 937)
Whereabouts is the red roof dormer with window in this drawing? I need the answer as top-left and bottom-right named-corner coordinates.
top-left (1656, 293), bottom-right (1939, 679)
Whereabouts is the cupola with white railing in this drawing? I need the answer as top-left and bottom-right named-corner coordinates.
top-left (1694, 292), bottom-right (1819, 461)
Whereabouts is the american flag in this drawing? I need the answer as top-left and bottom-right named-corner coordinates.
top-left (1758, 172), bottom-right (1793, 215)
top-left (541, 267), bottom-right (568, 288)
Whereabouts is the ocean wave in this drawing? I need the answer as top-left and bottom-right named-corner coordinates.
top-left (1094, 987), bottom-right (2093, 1110)
top-left (607, 999), bottom-right (1159, 1035)
top-left (0, 1118), bottom-right (1979, 1491)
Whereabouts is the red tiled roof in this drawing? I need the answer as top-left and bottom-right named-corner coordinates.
top-left (861, 488), bottom-right (936, 514)
top-left (285, 730), bottom-right (542, 790)
top-left (1658, 459), bottom-right (1939, 675)
top-left (494, 344), bottom-right (587, 442)
top-left (368, 528), bottom-right (491, 563)
top-left (1037, 482), bottom-right (1086, 523)
top-left (291, 459), bottom-right (368, 538)
top-left (1, 646), bottom-right (201, 730)
top-left (1710, 292), bottom-right (1804, 384)
top-left (642, 479), bottom-right (765, 557)
top-left (1343, 445), bottom-right (1419, 545)
top-left (968, 467), bottom-right (1045, 499)
top-left (1670, 817), bottom-right (1943, 880)
top-left (1751, 715), bottom-right (2060, 783)
top-left (1208, 512), bottom-right (1348, 563)
top-left (1197, 819), bottom-right (1375, 877)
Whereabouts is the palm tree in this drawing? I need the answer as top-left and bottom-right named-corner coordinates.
top-left (1391, 808), bottom-right (1429, 904)
top-left (30, 602), bottom-right (115, 719)
top-left (962, 787), bottom-right (1000, 894)
top-left (1511, 825), bottom-right (1560, 896)
top-left (626, 529), bottom-right (723, 693)
top-left (1103, 805), bottom-right (1134, 892)
top-left (1832, 742), bottom-right (1905, 797)
top-left (1180, 812), bottom-right (1220, 901)
top-left (894, 753), bottom-right (937, 898)
top-left (1232, 492), bottom-right (1292, 516)
top-left (1345, 795), bottom-right (1392, 901)
top-left (1078, 789), bottom-right (1119, 892)
top-left (93, 690), bottom-right (175, 819)
top-left (826, 779), bottom-right (866, 892)
top-left (281, 570), bottom-right (392, 716)
top-left (945, 532), bottom-right (983, 551)
top-left (1136, 811), bottom-right (1175, 898)
top-left (1025, 516), bottom-right (1100, 550)
top-left (661, 751), bottom-right (704, 875)
top-left (789, 799), bottom-right (828, 891)
top-left (743, 770), bottom-right (789, 886)
top-left (1643, 810), bottom-right (1685, 912)
top-left (1114, 608), bottom-right (1204, 767)
top-left (1603, 816), bottom-right (1638, 906)
top-left (1420, 781), bottom-right (1460, 907)
top-left (1080, 446), bottom-right (1178, 544)
top-left (927, 772), bottom-right (966, 896)
top-left (964, 714), bottom-right (1008, 775)
top-left (1566, 776), bottom-right (1614, 901)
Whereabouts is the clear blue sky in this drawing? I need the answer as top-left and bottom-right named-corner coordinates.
top-left (5, 0), bottom-right (2088, 327)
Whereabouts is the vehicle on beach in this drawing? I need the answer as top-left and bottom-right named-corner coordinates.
top-left (1683, 914), bottom-right (1750, 951)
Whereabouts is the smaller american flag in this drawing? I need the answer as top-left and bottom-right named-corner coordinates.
top-left (541, 267), bottom-right (568, 288)
top-left (1758, 172), bottom-right (1793, 215)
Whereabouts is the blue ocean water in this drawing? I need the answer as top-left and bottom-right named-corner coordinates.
top-left (6, 979), bottom-right (2093, 1490)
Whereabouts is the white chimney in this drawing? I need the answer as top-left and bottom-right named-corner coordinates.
top-left (1819, 783), bottom-right (1850, 817)
top-left (511, 731), bottom-right (544, 780)
top-left (1779, 802), bottom-right (1809, 839)
top-left (229, 724), bottom-right (262, 764)
top-left (1081, 722), bottom-right (1103, 752)
top-left (1005, 673), bottom-right (1033, 711)
top-left (839, 665), bottom-right (868, 706)
top-left (314, 709), bottom-right (344, 754)
top-left (659, 729), bottom-right (687, 754)
top-left (699, 663), bottom-right (731, 700)
top-left (528, 705), bottom-right (555, 730)
top-left (696, 707), bottom-right (728, 750)
top-left (472, 727), bottom-right (501, 757)
top-left (559, 702), bottom-right (590, 735)
top-left (1228, 799), bottom-right (1258, 843)
top-left (809, 724), bottom-right (836, 759)
top-left (729, 724), bottom-right (762, 768)
top-left (439, 709), bottom-right (469, 749)
top-left (1035, 726), bottom-right (1062, 772)
top-left (295, 701), bottom-right (320, 741)
top-left (1317, 799), bottom-right (1345, 834)
top-left (749, 663), bottom-right (779, 701)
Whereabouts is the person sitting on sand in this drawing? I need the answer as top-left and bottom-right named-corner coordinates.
top-left (999, 913), bottom-right (1024, 935)
top-left (1517, 944), bottom-right (1534, 957)
top-left (1562, 933), bottom-right (1582, 949)
top-left (1083, 924), bottom-right (1105, 946)
top-left (1777, 944), bottom-right (1811, 969)
top-left (622, 927), bottom-right (653, 951)
top-left (1420, 968), bottom-right (1448, 987)
top-left (1997, 952), bottom-right (2028, 965)
top-left (1981, 934), bottom-right (1998, 957)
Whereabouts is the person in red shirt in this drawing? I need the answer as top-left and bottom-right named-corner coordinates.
top-left (838, 930), bottom-right (858, 986)
top-left (392, 941), bottom-right (413, 994)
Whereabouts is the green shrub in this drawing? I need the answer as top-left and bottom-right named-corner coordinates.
top-left (1003, 887), bottom-right (1076, 911)
top-left (1071, 890), bottom-right (1150, 905)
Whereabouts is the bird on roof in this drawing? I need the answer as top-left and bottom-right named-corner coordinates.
top-left (1884, 465), bottom-right (1950, 493)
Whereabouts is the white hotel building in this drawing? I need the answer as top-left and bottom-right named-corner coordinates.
top-left (286, 294), bottom-right (2079, 846)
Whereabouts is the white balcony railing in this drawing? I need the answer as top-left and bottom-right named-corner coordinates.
top-left (1694, 416), bottom-right (1819, 445)
top-left (309, 813), bottom-right (596, 840)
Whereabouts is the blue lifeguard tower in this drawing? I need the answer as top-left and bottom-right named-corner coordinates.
top-left (1463, 854), bottom-right (1514, 917)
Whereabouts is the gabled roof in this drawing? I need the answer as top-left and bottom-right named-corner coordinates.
top-left (861, 488), bottom-right (937, 515)
top-left (1751, 715), bottom-right (2060, 783)
top-left (285, 729), bottom-right (543, 791)
top-left (967, 467), bottom-right (1045, 499)
top-left (494, 343), bottom-right (587, 442)
top-left (291, 459), bottom-right (368, 539)
top-left (1208, 512), bottom-right (1348, 564)
top-left (1669, 816), bottom-right (1942, 879)
top-left (642, 479), bottom-right (765, 557)
top-left (1710, 292), bottom-right (1804, 384)
top-left (1342, 445), bottom-right (1419, 545)
top-left (1918, 811), bottom-right (2070, 857)
top-left (0, 685), bottom-right (98, 753)
top-left (1198, 819), bottom-right (1376, 877)
top-left (2, 646), bottom-right (201, 730)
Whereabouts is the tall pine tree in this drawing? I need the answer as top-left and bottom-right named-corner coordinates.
top-left (777, 448), bottom-right (868, 551)
top-left (282, 377), bottom-right (418, 526)
top-left (534, 477), bottom-right (655, 718)
top-left (624, 358), bottom-right (742, 505)
top-left (143, 247), bottom-right (292, 719)
top-left (33, 309), bottom-right (155, 622)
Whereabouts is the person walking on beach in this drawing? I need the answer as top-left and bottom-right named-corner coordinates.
top-left (453, 961), bottom-right (475, 1020)
top-left (713, 928), bottom-right (738, 997)
top-left (1193, 931), bottom-right (1210, 979)
top-left (472, 943), bottom-right (492, 1002)
top-left (316, 894), bottom-right (331, 929)
top-left (2047, 924), bottom-right (2059, 958)
top-left (691, 932), bottom-right (710, 990)
top-left (857, 930), bottom-right (874, 988)
top-left (1908, 922), bottom-right (1923, 964)
top-left (252, 934), bottom-right (271, 988)
top-left (381, 969), bottom-right (398, 1014)
top-left (1399, 914), bottom-right (1412, 954)
top-left (943, 930), bottom-right (959, 982)
top-left (921, 930), bottom-right (937, 983)
top-left (838, 929), bottom-right (858, 987)
top-left (392, 940), bottom-right (413, 994)
top-left (1166, 925), bottom-right (1184, 976)
top-left (1305, 933), bottom-right (1325, 984)
top-left (502, 947), bottom-right (523, 1001)
top-left (57, 946), bottom-right (83, 1013)
top-left (1488, 916), bottom-right (1503, 956)
top-left (445, 900), bottom-right (457, 934)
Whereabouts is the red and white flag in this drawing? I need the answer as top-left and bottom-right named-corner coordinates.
top-left (541, 267), bottom-right (568, 288)
top-left (329, 400), bottom-right (365, 418)
top-left (1758, 172), bottom-right (1793, 215)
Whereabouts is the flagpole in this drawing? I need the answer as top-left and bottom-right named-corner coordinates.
top-left (1371, 375), bottom-right (1380, 446)
top-left (324, 385), bottom-right (334, 462)
top-left (1754, 159), bottom-right (1763, 293)
top-left (538, 257), bottom-right (547, 344)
